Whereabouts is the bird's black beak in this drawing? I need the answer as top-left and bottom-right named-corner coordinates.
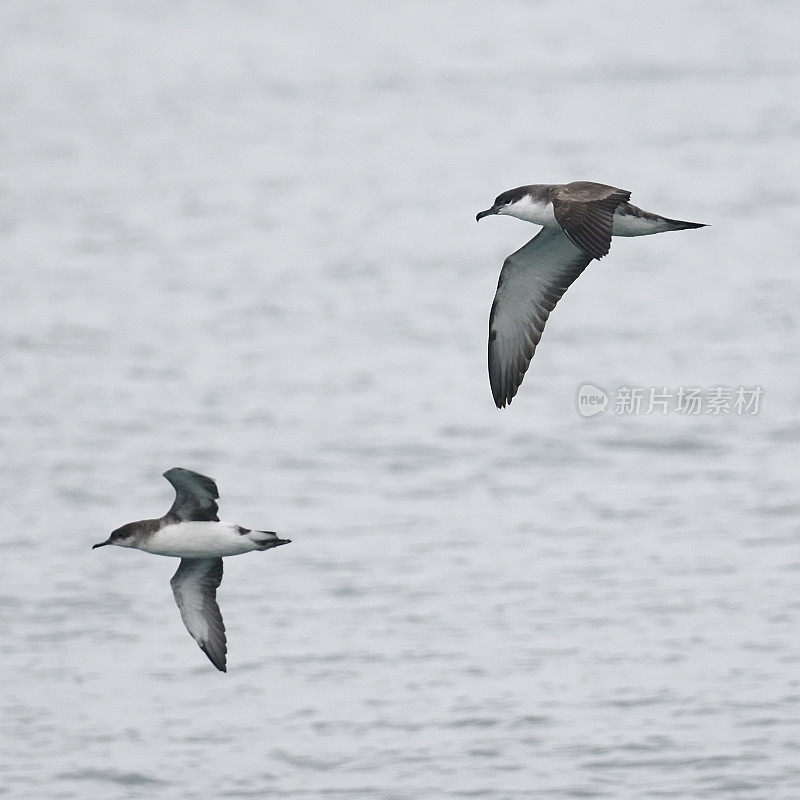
top-left (92, 538), bottom-right (112, 549)
top-left (275, 538), bottom-right (291, 547)
top-left (476, 205), bottom-right (501, 222)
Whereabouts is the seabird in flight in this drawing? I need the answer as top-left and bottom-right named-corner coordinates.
top-left (93, 467), bottom-right (290, 672)
top-left (477, 181), bottom-right (706, 407)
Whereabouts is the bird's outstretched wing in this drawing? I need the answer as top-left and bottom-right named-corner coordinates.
top-left (488, 226), bottom-right (593, 408)
top-left (162, 467), bottom-right (219, 523)
top-left (170, 557), bottom-right (227, 672)
top-left (552, 182), bottom-right (630, 260)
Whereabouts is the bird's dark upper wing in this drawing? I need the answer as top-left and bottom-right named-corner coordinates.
top-left (162, 467), bottom-right (220, 523)
top-left (488, 226), bottom-right (593, 408)
top-left (170, 557), bottom-right (227, 672)
top-left (551, 182), bottom-right (631, 260)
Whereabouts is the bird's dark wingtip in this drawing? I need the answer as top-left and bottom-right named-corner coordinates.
top-left (492, 391), bottom-right (509, 409)
top-left (200, 643), bottom-right (227, 673)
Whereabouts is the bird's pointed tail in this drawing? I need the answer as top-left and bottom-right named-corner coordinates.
top-left (252, 530), bottom-right (291, 550)
top-left (661, 216), bottom-right (707, 230)
top-left (612, 203), bottom-right (708, 236)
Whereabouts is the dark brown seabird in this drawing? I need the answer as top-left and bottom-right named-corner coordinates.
top-left (93, 467), bottom-right (290, 672)
top-left (476, 181), bottom-right (707, 408)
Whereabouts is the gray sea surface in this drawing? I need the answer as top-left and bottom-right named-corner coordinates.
top-left (2, 1), bottom-right (799, 798)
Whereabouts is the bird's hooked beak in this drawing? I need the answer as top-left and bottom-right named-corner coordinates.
top-left (476, 204), bottom-right (502, 222)
top-left (92, 537), bottom-right (112, 549)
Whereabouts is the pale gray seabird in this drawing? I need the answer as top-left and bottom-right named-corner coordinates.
top-left (93, 467), bottom-right (290, 672)
top-left (476, 181), bottom-right (707, 408)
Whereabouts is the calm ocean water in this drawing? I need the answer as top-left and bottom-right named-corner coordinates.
top-left (2, 2), bottom-right (799, 797)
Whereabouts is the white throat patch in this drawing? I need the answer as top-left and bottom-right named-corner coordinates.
top-left (503, 195), bottom-right (557, 227)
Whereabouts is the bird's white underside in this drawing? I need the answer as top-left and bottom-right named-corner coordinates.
top-left (139, 521), bottom-right (258, 558)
